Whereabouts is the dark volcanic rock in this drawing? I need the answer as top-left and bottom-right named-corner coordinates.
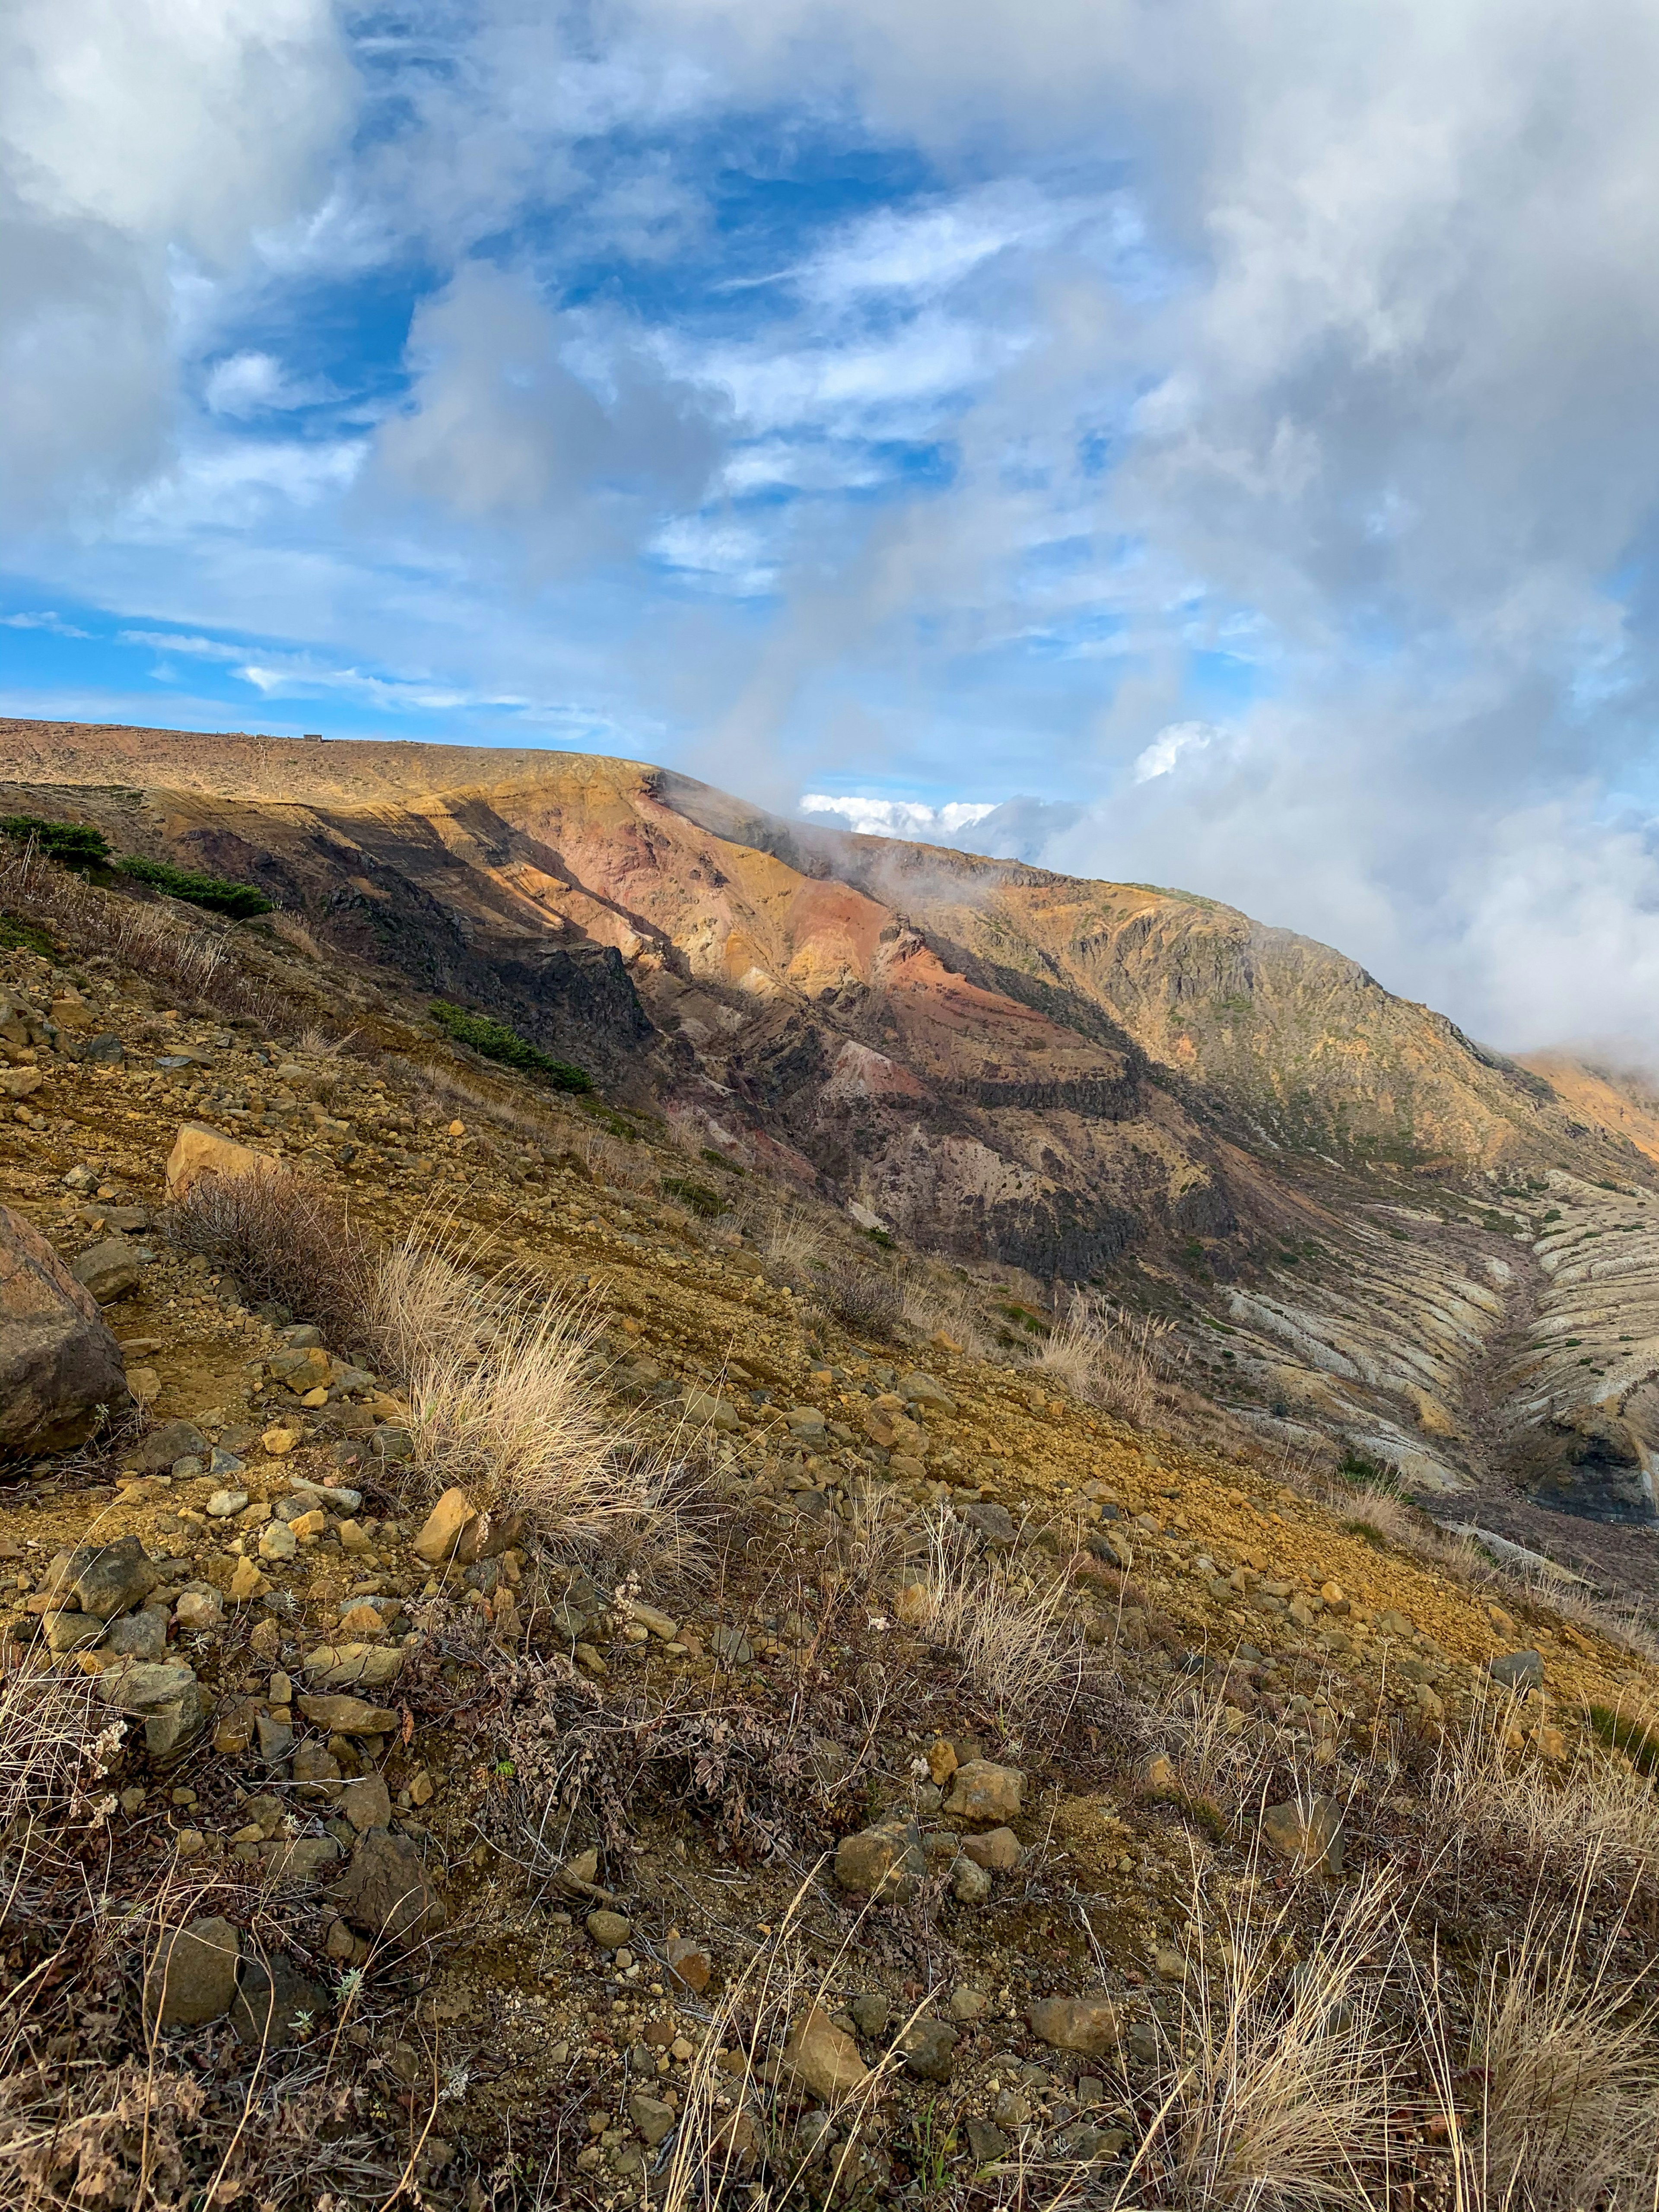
top-left (0, 1204), bottom-right (131, 1456)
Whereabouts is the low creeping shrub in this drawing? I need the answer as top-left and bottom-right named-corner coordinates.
top-left (116, 853), bottom-right (274, 917)
top-left (429, 999), bottom-right (592, 1091)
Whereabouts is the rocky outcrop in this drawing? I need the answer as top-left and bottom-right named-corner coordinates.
top-left (0, 1203), bottom-right (130, 1455)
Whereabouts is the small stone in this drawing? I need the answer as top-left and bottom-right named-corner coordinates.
top-left (966, 2118), bottom-right (1010, 2164)
top-left (324, 1917), bottom-right (356, 1960)
top-left (293, 1742), bottom-right (343, 1798)
top-left (173, 1590), bottom-right (222, 1631)
top-left (961, 1826), bottom-right (1020, 1872)
top-left (102, 1606), bottom-right (169, 1661)
top-left (128, 1418), bottom-right (207, 1475)
top-left (206, 1490), bottom-right (248, 1519)
top-left (144, 1914), bottom-right (241, 2027)
top-left (1139, 1752), bottom-right (1178, 1795)
top-left (942, 1759), bottom-right (1023, 1824)
top-left (953, 1855), bottom-right (993, 1903)
top-left (1261, 1796), bottom-right (1345, 1874)
top-left (899, 2018), bottom-right (959, 2082)
top-left (409, 1767), bottom-right (434, 1807)
top-left (1489, 1650), bottom-right (1545, 1692)
top-left (586, 1909), bottom-right (632, 1950)
top-left (43, 1609), bottom-right (103, 1654)
top-left (228, 1556), bottom-right (265, 1602)
top-left (664, 1936), bottom-right (712, 1993)
top-left (256, 1710), bottom-right (295, 1763)
top-left (341, 1774), bottom-right (393, 1832)
top-left (948, 1986), bottom-right (988, 2022)
top-left (783, 2005), bottom-right (869, 2103)
top-left (69, 1237), bottom-right (143, 1303)
top-left (629, 2093), bottom-right (677, 2148)
top-left (296, 1693), bottom-right (398, 1735)
top-left (1154, 1946), bottom-right (1187, 1981)
top-left (261, 1425), bottom-right (301, 1456)
top-left (834, 1818), bottom-right (926, 1901)
top-left (45, 1533), bottom-right (156, 1619)
top-left (850, 1993), bottom-right (890, 2037)
top-left (1029, 1996), bottom-right (1120, 2056)
top-left (328, 1827), bottom-right (445, 1946)
top-left (209, 1448), bottom-right (247, 1478)
top-left (301, 1641), bottom-right (403, 1688)
top-left (411, 1487), bottom-right (479, 1566)
top-left (258, 1520), bottom-right (297, 1562)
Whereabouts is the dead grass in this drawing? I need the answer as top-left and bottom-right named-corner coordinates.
top-left (1038, 1293), bottom-right (1179, 1429)
top-left (1115, 1872), bottom-right (1400, 2211)
top-left (354, 1231), bottom-right (491, 1382)
top-left (402, 1287), bottom-right (639, 1539)
top-left (900, 1268), bottom-right (991, 1358)
top-left (160, 1159), bottom-right (369, 1334)
top-left (1425, 1700), bottom-right (1659, 1893)
top-left (0, 833), bottom-right (290, 1030)
top-left (900, 1513), bottom-right (1090, 1720)
top-left (1420, 1888), bottom-right (1659, 2209)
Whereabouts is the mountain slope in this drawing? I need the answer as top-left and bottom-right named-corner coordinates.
top-left (3, 715), bottom-right (1658, 1528)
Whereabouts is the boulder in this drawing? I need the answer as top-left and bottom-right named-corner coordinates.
top-left (783, 2005), bottom-right (869, 2103)
top-left (834, 1818), bottom-right (926, 1902)
top-left (1029, 1996), bottom-right (1120, 2056)
top-left (958, 1501), bottom-right (1017, 1551)
top-left (411, 1487), bottom-right (478, 1565)
top-left (164, 1122), bottom-right (275, 1199)
top-left (46, 1534), bottom-right (157, 1619)
top-left (1260, 1795), bottom-right (1345, 1875)
top-left (145, 1915), bottom-right (241, 2027)
top-left (0, 1204), bottom-right (131, 1456)
top-left (329, 1827), bottom-right (446, 1947)
top-left (942, 1760), bottom-right (1023, 1824)
top-left (1488, 1650), bottom-right (1545, 1692)
top-left (70, 1238), bottom-right (143, 1304)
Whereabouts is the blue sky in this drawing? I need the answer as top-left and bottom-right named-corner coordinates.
top-left (8, 0), bottom-right (1659, 1053)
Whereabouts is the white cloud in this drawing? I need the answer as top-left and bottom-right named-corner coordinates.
top-left (800, 793), bottom-right (998, 838)
top-left (0, 610), bottom-right (89, 637)
top-left (1132, 719), bottom-right (1219, 782)
top-left (203, 350), bottom-right (335, 418)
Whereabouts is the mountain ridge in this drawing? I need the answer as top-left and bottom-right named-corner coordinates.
top-left (4, 714), bottom-right (1659, 1532)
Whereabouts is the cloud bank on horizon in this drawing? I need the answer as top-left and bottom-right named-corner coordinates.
top-left (4, 0), bottom-right (1659, 1055)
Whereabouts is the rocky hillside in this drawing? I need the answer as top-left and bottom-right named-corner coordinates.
top-left (3, 717), bottom-right (1659, 1530)
top-left (5, 860), bottom-right (1659, 2209)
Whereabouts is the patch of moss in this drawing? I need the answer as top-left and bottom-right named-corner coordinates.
top-left (1589, 1705), bottom-right (1659, 1776)
top-left (661, 1175), bottom-right (723, 1217)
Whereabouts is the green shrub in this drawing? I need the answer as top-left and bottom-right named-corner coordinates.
top-left (661, 1175), bottom-right (722, 1217)
top-left (0, 913), bottom-right (58, 956)
top-left (117, 855), bottom-right (274, 917)
top-left (429, 1000), bottom-right (592, 1091)
top-left (1588, 1704), bottom-right (1659, 1775)
top-left (0, 815), bottom-right (110, 868)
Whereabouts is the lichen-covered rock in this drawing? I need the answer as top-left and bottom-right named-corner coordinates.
top-left (0, 1204), bottom-right (130, 1456)
top-left (46, 1534), bottom-right (157, 1619)
top-left (942, 1759), bottom-right (1023, 1823)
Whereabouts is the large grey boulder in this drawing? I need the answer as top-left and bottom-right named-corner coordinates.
top-left (0, 1203), bottom-right (131, 1456)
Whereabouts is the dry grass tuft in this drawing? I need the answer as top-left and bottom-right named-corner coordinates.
top-left (403, 1288), bottom-right (638, 1539)
top-left (899, 1268), bottom-right (990, 1358)
top-left (1118, 1872), bottom-right (1399, 2211)
top-left (354, 1232), bottom-right (491, 1382)
top-left (813, 1249), bottom-right (904, 1338)
top-left (161, 1161), bottom-right (369, 1334)
top-left (901, 1513), bottom-right (1089, 1719)
top-left (1421, 1890), bottom-right (1659, 2209)
top-left (1426, 1701), bottom-right (1659, 1892)
top-left (1038, 1292), bottom-right (1179, 1428)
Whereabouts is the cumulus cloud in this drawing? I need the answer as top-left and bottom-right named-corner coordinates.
top-left (0, 0), bottom-right (351, 515)
top-left (10, 0), bottom-right (1659, 1056)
